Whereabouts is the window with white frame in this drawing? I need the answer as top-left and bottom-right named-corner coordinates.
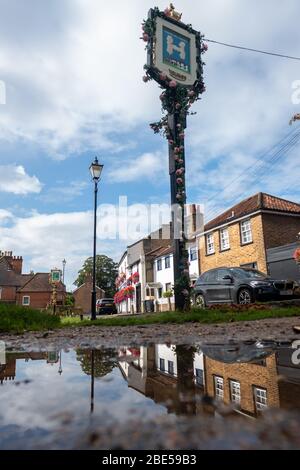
top-left (190, 247), bottom-right (198, 261)
top-left (165, 256), bottom-right (170, 269)
top-left (240, 220), bottom-right (253, 245)
top-left (159, 358), bottom-right (165, 372)
top-left (214, 376), bottom-right (224, 400)
top-left (22, 296), bottom-right (30, 306)
top-left (168, 360), bottom-right (174, 376)
top-left (254, 387), bottom-right (268, 412)
top-left (195, 368), bottom-right (204, 386)
top-left (220, 228), bottom-right (230, 251)
top-left (206, 233), bottom-right (215, 255)
top-left (230, 380), bottom-right (241, 404)
top-left (157, 259), bottom-right (162, 271)
top-left (165, 283), bottom-right (172, 293)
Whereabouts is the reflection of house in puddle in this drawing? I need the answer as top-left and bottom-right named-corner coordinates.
top-left (0, 352), bottom-right (60, 384)
top-left (118, 345), bottom-right (300, 418)
top-left (119, 345), bottom-right (205, 415)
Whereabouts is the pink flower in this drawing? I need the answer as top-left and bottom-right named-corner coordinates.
top-left (177, 123), bottom-right (181, 129)
top-left (176, 193), bottom-right (182, 200)
top-left (202, 43), bottom-right (208, 51)
top-left (169, 80), bottom-right (177, 88)
top-left (159, 72), bottom-right (167, 81)
top-left (176, 178), bottom-right (183, 185)
top-left (176, 169), bottom-right (183, 176)
top-left (164, 7), bottom-right (171, 16)
top-left (179, 132), bottom-right (185, 139)
top-left (169, 139), bottom-right (174, 145)
top-left (160, 93), bottom-right (165, 101)
top-left (174, 147), bottom-right (180, 153)
top-left (175, 103), bottom-right (181, 110)
top-left (143, 33), bottom-right (149, 42)
top-left (188, 90), bottom-right (195, 97)
top-left (142, 75), bottom-right (149, 83)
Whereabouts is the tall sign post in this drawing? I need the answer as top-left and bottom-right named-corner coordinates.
top-left (141, 4), bottom-right (207, 310)
top-left (49, 268), bottom-right (62, 315)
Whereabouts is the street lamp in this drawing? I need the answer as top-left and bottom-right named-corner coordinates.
top-left (62, 259), bottom-right (66, 284)
top-left (89, 157), bottom-right (104, 321)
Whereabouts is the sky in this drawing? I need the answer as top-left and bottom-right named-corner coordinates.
top-left (0, 0), bottom-right (300, 289)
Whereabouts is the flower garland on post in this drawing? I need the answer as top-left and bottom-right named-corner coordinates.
top-left (141, 6), bottom-right (207, 310)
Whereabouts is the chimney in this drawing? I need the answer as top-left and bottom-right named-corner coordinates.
top-left (9, 255), bottom-right (23, 274)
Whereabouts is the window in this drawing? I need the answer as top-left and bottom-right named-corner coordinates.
top-left (214, 376), bottom-right (224, 400)
top-left (157, 259), bottom-right (162, 271)
top-left (200, 270), bottom-right (217, 284)
top-left (157, 287), bottom-right (163, 299)
top-left (216, 269), bottom-right (230, 282)
top-left (195, 368), bottom-right (204, 386)
top-left (206, 233), bottom-right (215, 255)
top-left (240, 220), bottom-right (253, 245)
top-left (240, 262), bottom-right (258, 269)
top-left (168, 360), bottom-right (174, 376)
top-left (22, 296), bottom-right (30, 306)
top-left (230, 380), bottom-right (241, 404)
top-left (0, 288), bottom-right (2, 300)
top-left (190, 247), bottom-right (198, 261)
top-left (165, 283), bottom-right (172, 292)
top-left (254, 387), bottom-right (268, 412)
top-left (159, 358), bottom-right (165, 372)
top-left (220, 228), bottom-right (230, 251)
top-left (165, 256), bottom-right (170, 269)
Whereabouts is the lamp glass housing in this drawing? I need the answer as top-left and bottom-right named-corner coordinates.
top-left (90, 158), bottom-right (103, 181)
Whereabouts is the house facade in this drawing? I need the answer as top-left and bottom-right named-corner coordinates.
top-left (0, 251), bottom-right (66, 309)
top-left (73, 277), bottom-right (105, 314)
top-left (199, 193), bottom-right (300, 277)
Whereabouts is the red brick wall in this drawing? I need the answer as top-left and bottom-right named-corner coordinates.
top-left (262, 213), bottom-right (300, 249)
top-left (16, 291), bottom-right (65, 309)
top-left (0, 286), bottom-right (17, 302)
top-left (74, 282), bottom-right (105, 313)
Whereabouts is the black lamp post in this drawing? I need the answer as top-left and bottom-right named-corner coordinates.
top-left (89, 157), bottom-right (104, 321)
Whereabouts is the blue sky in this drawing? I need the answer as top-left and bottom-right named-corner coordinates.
top-left (0, 0), bottom-right (300, 288)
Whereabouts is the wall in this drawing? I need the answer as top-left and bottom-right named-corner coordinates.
top-left (153, 255), bottom-right (175, 311)
top-left (262, 213), bottom-right (300, 249)
top-left (0, 286), bottom-right (17, 303)
top-left (204, 354), bottom-right (280, 415)
top-left (199, 214), bottom-right (268, 274)
top-left (73, 282), bottom-right (104, 314)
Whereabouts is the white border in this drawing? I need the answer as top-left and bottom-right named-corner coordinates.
top-left (154, 17), bottom-right (197, 86)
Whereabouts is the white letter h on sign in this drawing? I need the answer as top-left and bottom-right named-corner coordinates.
top-left (167, 35), bottom-right (186, 60)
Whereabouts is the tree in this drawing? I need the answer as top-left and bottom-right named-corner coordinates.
top-left (76, 349), bottom-right (117, 378)
top-left (74, 255), bottom-right (118, 298)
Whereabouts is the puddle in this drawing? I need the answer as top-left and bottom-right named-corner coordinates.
top-left (0, 341), bottom-right (300, 449)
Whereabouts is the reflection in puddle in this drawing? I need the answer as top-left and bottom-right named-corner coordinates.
top-left (0, 342), bottom-right (300, 448)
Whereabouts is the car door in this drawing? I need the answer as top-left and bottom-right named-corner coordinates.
top-left (203, 270), bottom-right (219, 303)
top-left (209, 268), bottom-right (233, 303)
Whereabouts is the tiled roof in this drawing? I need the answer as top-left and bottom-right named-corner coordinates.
top-left (19, 273), bottom-right (65, 292)
top-left (147, 245), bottom-right (173, 259)
top-left (205, 192), bottom-right (300, 232)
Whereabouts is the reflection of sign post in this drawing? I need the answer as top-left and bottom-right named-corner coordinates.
top-left (142, 5), bottom-right (206, 311)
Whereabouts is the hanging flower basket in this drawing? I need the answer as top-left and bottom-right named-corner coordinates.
top-left (293, 248), bottom-right (300, 264)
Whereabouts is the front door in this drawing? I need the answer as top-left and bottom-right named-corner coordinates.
top-left (135, 284), bottom-right (141, 313)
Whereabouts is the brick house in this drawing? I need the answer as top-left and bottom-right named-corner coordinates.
top-left (73, 277), bottom-right (105, 314)
top-left (16, 273), bottom-right (66, 309)
top-left (199, 193), bottom-right (300, 277)
top-left (0, 251), bottom-right (66, 309)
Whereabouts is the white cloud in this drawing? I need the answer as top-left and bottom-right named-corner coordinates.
top-left (108, 152), bottom-right (165, 183)
top-left (0, 165), bottom-right (42, 194)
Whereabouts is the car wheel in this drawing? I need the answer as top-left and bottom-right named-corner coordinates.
top-left (237, 288), bottom-right (253, 305)
top-left (194, 294), bottom-right (206, 309)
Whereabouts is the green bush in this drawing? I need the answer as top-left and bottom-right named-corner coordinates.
top-left (0, 304), bottom-right (61, 333)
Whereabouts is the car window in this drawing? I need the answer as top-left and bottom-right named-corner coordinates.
top-left (199, 270), bottom-right (217, 283)
top-left (216, 269), bottom-right (230, 281)
top-left (229, 268), bottom-right (266, 279)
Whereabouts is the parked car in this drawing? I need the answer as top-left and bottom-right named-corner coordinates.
top-left (192, 267), bottom-right (296, 308)
top-left (96, 298), bottom-right (117, 315)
